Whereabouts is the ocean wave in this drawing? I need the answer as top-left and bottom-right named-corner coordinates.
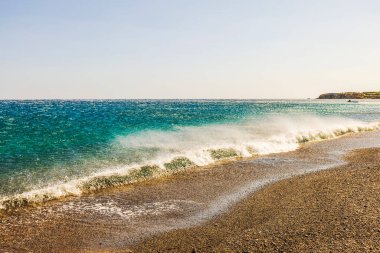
top-left (1, 115), bottom-right (379, 212)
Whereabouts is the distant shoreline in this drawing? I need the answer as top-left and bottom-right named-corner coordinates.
top-left (318, 91), bottom-right (380, 99)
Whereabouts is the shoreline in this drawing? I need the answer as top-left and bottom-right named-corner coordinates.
top-left (1, 131), bottom-right (380, 252)
top-left (2, 120), bottom-right (379, 214)
top-left (133, 147), bottom-right (380, 252)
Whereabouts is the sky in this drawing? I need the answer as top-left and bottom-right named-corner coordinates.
top-left (0, 0), bottom-right (379, 99)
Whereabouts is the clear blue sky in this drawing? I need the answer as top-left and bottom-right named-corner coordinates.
top-left (1, 0), bottom-right (379, 99)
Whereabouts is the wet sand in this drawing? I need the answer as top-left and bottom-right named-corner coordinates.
top-left (1, 131), bottom-right (380, 252)
top-left (133, 148), bottom-right (380, 252)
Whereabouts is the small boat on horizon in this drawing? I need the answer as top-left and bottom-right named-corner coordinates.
top-left (347, 100), bottom-right (359, 103)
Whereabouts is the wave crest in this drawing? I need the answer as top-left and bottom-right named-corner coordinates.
top-left (1, 115), bottom-right (379, 212)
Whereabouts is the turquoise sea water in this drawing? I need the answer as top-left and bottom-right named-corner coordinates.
top-left (1, 99), bottom-right (380, 209)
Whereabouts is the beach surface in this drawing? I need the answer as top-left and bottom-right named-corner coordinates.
top-left (1, 131), bottom-right (380, 252)
top-left (133, 148), bottom-right (380, 252)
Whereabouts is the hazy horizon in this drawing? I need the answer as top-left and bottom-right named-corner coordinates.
top-left (1, 0), bottom-right (380, 99)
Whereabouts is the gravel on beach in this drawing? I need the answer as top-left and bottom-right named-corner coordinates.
top-left (132, 148), bottom-right (380, 252)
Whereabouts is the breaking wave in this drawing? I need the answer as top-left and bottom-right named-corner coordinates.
top-left (1, 115), bottom-right (379, 212)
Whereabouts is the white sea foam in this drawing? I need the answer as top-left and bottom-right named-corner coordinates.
top-left (58, 200), bottom-right (198, 219)
top-left (1, 115), bottom-right (379, 211)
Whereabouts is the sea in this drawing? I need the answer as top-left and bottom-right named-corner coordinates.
top-left (1, 99), bottom-right (380, 211)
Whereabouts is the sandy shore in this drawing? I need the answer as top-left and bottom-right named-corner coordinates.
top-left (1, 131), bottom-right (380, 252)
top-left (132, 148), bottom-right (380, 252)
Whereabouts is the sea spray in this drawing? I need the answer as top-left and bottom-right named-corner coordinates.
top-left (1, 114), bottom-right (379, 212)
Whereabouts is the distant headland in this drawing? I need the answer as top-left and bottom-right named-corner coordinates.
top-left (318, 91), bottom-right (380, 99)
